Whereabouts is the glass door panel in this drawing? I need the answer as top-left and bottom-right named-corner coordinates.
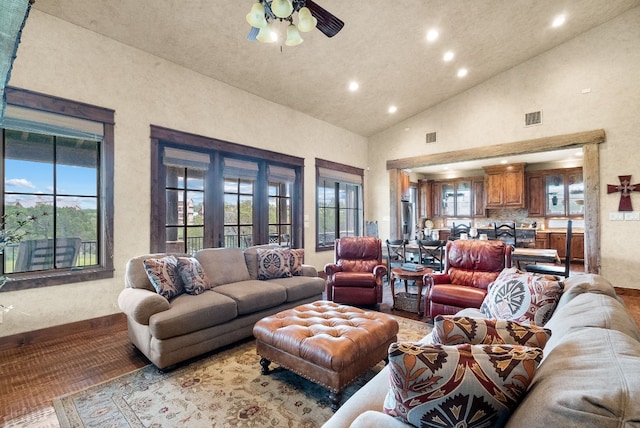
top-left (545, 174), bottom-right (565, 215)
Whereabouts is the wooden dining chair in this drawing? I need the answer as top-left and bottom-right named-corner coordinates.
top-left (417, 239), bottom-right (446, 273)
top-left (494, 222), bottom-right (517, 247)
top-left (385, 239), bottom-right (407, 282)
top-left (449, 223), bottom-right (470, 240)
top-left (524, 220), bottom-right (573, 278)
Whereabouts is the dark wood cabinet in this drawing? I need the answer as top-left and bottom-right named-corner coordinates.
top-left (549, 232), bottom-right (584, 261)
top-left (527, 173), bottom-right (545, 216)
top-left (472, 179), bottom-right (486, 217)
top-left (535, 232), bottom-right (549, 249)
top-left (484, 163), bottom-right (526, 209)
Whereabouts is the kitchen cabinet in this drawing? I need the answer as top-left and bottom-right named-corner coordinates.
top-left (544, 168), bottom-right (583, 217)
top-left (472, 178), bottom-right (486, 217)
top-left (549, 232), bottom-right (584, 261)
top-left (527, 173), bottom-right (545, 216)
top-left (484, 163), bottom-right (526, 209)
top-left (535, 232), bottom-right (549, 249)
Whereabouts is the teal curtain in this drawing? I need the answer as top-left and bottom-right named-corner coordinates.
top-left (0, 0), bottom-right (32, 122)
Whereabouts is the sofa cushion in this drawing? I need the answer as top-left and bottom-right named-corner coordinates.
top-left (555, 273), bottom-right (621, 311)
top-left (544, 292), bottom-right (640, 352)
top-left (148, 290), bottom-right (238, 340)
top-left (195, 248), bottom-right (251, 287)
top-left (506, 328), bottom-right (640, 428)
top-left (257, 247), bottom-right (292, 280)
top-left (289, 248), bottom-right (304, 276)
top-left (143, 255), bottom-right (184, 300)
top-left (265, 275), bottom-right (325, 302)
top-left (383, 342), bottom-right (543, 427)
top-left (213, 280), bottom-right (287, 315)
top-left (433, 315), bottom-right (552, 348)
top-left (176, 256), bottom-right (210, 295)
top-left (480, 267), bottom-right (562, 326)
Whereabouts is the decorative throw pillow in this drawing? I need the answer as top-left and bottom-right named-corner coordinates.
top-left (383, 342), bottom-right (543, 427)
top-left (289, 248), bottom-right (304, 276)
top-left (176, 256), bottom-right (210, 295)
top-left (432, 315), bottom-right (552, 349)
top-left (257, 248), bottom-right (292, 280)
top-left (480, 267), bottom-right (563, 326)
top-left (143, 255), bottom-right (183, 300)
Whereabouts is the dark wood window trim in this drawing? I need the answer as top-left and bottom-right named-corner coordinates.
top-left (1, 87), bottom-right (115, 291)
top-left (315, 158), bottom-right (365, 252)
top-left (149, 125), bottom-right (305, 252)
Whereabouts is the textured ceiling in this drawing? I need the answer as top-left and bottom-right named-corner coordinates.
top-left (33, 0), bottom-right (640, 137)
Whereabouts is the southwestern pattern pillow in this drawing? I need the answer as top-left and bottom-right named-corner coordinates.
top-left (383, 342), bottom-right (543, 428)
top-left (480, 267), bottom-right (563, 326)
top-left (257, 248), bottom-right (292, 280)
top-left (143, 255), bottom-right (183, 300)
top-left (433, 315), bottom-right (552, 349)
top-left (176, 256), bottom-right (210, 295)
top-left (289, 248), bottom-right (304, 276)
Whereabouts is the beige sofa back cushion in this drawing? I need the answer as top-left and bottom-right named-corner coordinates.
top-left (195, 247), bottom-right (251, 287)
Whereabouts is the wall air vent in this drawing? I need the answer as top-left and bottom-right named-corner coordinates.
top-left (525, 110), bottom-right (542, 127)
top-left (425, 131), bottom-right (437, 144)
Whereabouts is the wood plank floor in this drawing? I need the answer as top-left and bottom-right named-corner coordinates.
top-left (1, 278), bottom-right (639, 426)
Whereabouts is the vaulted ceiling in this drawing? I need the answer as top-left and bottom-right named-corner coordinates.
top-left (34, 0), bottom-right (640, 137)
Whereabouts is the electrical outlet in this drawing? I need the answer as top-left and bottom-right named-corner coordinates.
top-left (609, 212), bottom-right (624, 221)
top-left (624, 212), bottom-right (640, 221)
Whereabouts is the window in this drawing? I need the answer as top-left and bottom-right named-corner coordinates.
top-left (316, 159), bottom-right (364, 250)
top-left (439, 179), bottom-right (472, 218)
top-left (150, 126), bottom-right (304, 253)
top-left (0, 88), bottom-right (114, 291)
top-left (545, 168), bottom-right (583, 217)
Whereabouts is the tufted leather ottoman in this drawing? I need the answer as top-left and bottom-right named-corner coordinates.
top-left (253, 300), bottom-right (399, 411)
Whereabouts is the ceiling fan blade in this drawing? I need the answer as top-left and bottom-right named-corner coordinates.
top-left (305, 0), bottom-right (344, 38)
top-left (247, 26), bottom-right (259, 41)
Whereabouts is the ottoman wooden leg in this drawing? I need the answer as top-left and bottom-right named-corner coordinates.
top-left (260, 357), bottom-right (271, 375)
top-left (328, 390), bottom-right (342, 412)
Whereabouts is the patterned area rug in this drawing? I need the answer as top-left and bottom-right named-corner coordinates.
top-left (53, 316), bottom-right (431, 428)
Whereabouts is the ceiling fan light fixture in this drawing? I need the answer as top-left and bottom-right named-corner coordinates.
top-left (271, 0), bottom-right (294, 19)
top-left (285, 24), bottom-right (303, 46)
top-left (256, 23), bottom-right (277, 43)
top-left (246, 2), bottom-right (268, 28)
top-left (297, 7), bottom-right (317, 32)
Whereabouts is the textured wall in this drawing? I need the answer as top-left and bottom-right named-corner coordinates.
top-left (368, 6), bottom-right (640, 289)
top-left (1, 11), bottom-right (365, 336)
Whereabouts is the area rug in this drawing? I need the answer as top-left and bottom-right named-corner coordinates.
top-left (53, 316), bottom-right (431, 428)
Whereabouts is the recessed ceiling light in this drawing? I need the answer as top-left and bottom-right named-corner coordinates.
top-left (443, 51), bottom-right (454, 62)
top-left (388, 105), bottom-right (398, 114)
top-left (574, 151), bottom-right (583, 157)
top-left (500, 159), bottom-right (508, 164)
top-left (457, 68), bottom-right (468, 78)
top-left (348, 81), bottom-right (359, 92)
top-left (552, 14), bottom-right (566, 28)
top-left (426, 29), bottom-right (439, 42)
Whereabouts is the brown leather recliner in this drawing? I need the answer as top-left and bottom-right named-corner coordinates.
top-left (423, 239), bottom-right (512, 319)
top-left (324, 236), bottom-right (387, 306)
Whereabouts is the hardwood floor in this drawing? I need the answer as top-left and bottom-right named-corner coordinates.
top-left (1, 279), bottom-right (639, 427)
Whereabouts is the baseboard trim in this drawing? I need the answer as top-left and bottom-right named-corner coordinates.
top-left (0, 312), bottom-right (126, 351)
top-left (615, 287), bottom-right (640, 297)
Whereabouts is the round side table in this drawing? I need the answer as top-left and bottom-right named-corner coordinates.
top-left (390, 266), bottom-right (433, 315)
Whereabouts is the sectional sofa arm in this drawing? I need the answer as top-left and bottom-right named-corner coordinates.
top-left (117, 288), bottom-right (170, 325)
top-left (301, 263), bottom-right (319, 277)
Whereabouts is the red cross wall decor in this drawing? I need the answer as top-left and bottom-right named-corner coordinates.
top-left (607, 175), bottom-right (640, 211)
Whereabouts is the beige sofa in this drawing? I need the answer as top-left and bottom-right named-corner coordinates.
top-left (323, 274), bottom-right (640, 428)
top-left (118, 246), bottom-right (325, 369)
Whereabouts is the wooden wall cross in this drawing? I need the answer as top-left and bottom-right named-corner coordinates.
top-left (607, 175), bottom-right (640, 211)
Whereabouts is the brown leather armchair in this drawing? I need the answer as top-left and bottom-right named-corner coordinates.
top-left (423, 239), bottom-right (512, 319)
top-left (324, 236), bottom-right (387, 306)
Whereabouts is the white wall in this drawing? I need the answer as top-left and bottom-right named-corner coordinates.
top-left (1, 11), bottom-right (366, 336)
top-left (368, 6), bottom-right (640, 289)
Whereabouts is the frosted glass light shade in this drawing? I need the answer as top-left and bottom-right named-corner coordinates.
top-left (246, 2), bottom-right (267, 28)
top-left (285, 24), bottom-right (303, 46)
top-left (256, 24), bottom-right (276, 43)
top-left (271, 0), bottom-right (293, 19)
top-left (297, 7), bottom-right (317, 32)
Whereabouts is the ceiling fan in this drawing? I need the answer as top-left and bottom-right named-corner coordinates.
top-left (246, 0), bottom-right (344, 45)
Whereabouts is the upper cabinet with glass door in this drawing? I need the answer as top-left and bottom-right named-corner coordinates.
top-left (544, 168), bottom-right (583, 216)
top-left (439, 180), bottom-right (471, 218)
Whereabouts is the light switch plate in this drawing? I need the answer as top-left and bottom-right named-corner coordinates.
top-left (609, 212), bottom-right (624, 221)
top-left (624, 212), bottom-right (640, 221)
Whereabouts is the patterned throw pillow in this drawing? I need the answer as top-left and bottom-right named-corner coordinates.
top-left (433, 315), bottom-right (552, 349)
top-left (289, 248), bottom-right (304, 276)
top-left (143, 255), bottom-right (183, 300)
top-left (257, 248), bottom-right (292, 280)
top-left (480, 267), bottom-right (563, 326)
top-left (176, 256), bottom-right (210, 295)
top-left (383, 342), bottom-right (543, 427)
